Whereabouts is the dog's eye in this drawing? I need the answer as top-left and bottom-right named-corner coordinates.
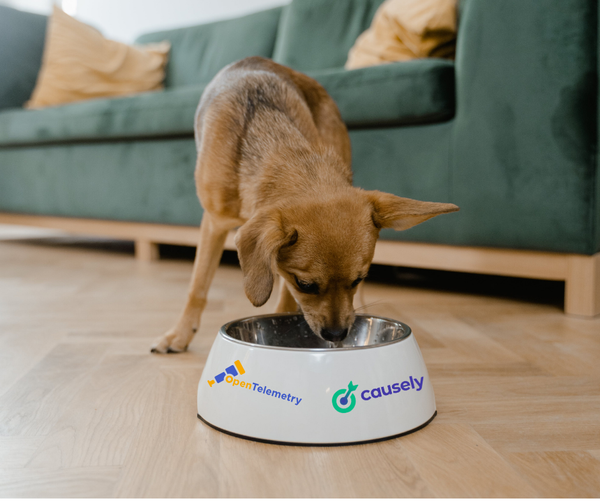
top-left (295, 276), bottom-right (319, 295)
top-left (351, 277), bottom-right (365, 289)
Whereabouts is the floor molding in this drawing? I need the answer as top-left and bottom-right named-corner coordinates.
top-left (0, 212), bottom-right (598, 317)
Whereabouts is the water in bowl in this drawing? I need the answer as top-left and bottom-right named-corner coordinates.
top-left (222, 314), bottom-right (411, 350)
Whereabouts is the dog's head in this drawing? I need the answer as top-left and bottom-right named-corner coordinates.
top-left (235, 188), bottom-right (458, 342)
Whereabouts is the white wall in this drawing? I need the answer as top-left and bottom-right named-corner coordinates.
top-left (1, 0), bottom-right (289, 42)
top-left (1, 0), bottom-right (51, 14)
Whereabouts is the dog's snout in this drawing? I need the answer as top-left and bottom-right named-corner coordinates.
top-left (320, 327), bottom-right (348, 342)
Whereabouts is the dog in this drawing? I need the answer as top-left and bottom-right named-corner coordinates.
top-left (151, 56), bottom-right (458, 353)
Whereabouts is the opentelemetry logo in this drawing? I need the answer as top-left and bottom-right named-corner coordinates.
top-left (207, 359), bottom-right (246, 387)
top-left (207, 360), bottom-right (303, 406)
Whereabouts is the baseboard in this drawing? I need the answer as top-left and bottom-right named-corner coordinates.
top-left (0, 212), bottom-right (598, 316)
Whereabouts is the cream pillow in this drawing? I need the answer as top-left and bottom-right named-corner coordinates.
top-left (27, 6), bottom-right (169, 109)
top-left (346, 0), bottom-right (456, 70)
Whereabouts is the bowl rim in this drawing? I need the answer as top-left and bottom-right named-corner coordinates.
top-left (219, 313), bottom-right (412, 352)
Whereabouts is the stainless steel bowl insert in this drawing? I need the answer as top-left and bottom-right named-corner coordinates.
top-left (222, 314), bottom-right (411, 350)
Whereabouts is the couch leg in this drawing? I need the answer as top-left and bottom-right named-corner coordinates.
top-left (564, 253), bottom-right (600, 317)
top-left (135, 239), bottom-right (159, 261)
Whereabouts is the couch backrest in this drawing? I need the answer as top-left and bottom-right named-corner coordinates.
top-left (135, 7), bottom-right (283, 88)
top-left (272, 0), bottom-right (385, 72)
top-left (0, 5), bottom-right (47, 110)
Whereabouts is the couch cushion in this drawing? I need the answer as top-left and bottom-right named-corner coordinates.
top-left (135, 7), bottom-right (282, 88)
top-left (0, 6), bottom-right (47, 110)
top-left (310, 59), bottom-right (455, 127)
top-left (273, 0), bottom-right (385, 71)
top-left (0, 85), bottom-right (204, 146)
top-left (0, 58), bottom-right (455, 146)
top-left (345, 0), bottom-right (457, 69)
top-left (27, 6), bottom-right (170, 109)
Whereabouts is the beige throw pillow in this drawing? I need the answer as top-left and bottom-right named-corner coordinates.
top-left (346, 0), bottom-right (456, 70)
top-left (27, 6), bottom-right (169, 109)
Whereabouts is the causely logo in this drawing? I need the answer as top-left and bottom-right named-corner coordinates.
top-left (332, 381), bottom-right (358, 413)
top-left (332, 376), bottom-right (425, 413)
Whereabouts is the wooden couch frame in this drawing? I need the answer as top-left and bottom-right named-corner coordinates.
top-left (1, 212), bottom-right (598, 317)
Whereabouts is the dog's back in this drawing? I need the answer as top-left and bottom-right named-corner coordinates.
top-left (193, 57), bottom-right (352, 221)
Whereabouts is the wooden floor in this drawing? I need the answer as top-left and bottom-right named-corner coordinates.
top-left (0, 226), bottom-right (599, 498)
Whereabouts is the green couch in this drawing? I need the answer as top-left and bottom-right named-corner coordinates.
top-left (0, 0), bottom-right (598, 315)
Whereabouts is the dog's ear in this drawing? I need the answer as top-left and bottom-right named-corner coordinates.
top-left (235, 209), bottom-right (294, 307)
top-left (367, 190), bottom-right (459, 231)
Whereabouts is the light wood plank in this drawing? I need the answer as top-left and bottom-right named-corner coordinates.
top-left (565, 253), bottom-right (600, 316)
top-left (373, 240), bottom-right (569, 280)
top-left (0, 214), bottom-right (201, 246)
top-left (434, 397), bottom-right (600, 425)
top-left (399, 423), bottom-right (538, 497)
top-left (502, 451), bottom-right (600, 497)
top-left (1, 228), bottom-right (599, 497)
top-left (473, 421), bottom-right (600, 452)
top-left (432, 376), bottom-right (600, 400)
top-left (0, 343), bottom-right (110, 437)
top-left (25, 355), bottom-right (159, 469)
top-left (135, 239), bottom-right (159, 261)
top-left (464, 317), bottom-right (600, 377)
top-left (427, 361), bottom-right (548, 379)
top-left (0, 329), bottom-right (64, 398)
top-left (0, 438), bottom-right (45, 469)
top-left (113, 366), bottom-right (215, 498)
top-left (217, 436), bottom-right (434, 498)
top-left (0, 467), bottom-right (121, 498)
top-left (407, 316), bottom-right (527, 364)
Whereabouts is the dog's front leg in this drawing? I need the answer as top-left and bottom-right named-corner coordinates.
top-left (275, 276), bottom-right (298, 313)
top-left (151, 213), bottom-right (231, 353)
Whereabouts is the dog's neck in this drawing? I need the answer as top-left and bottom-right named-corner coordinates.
top-left (243, 131), bottom-right (350, 209)
top-left (263, 145), bottom-right (351, 208)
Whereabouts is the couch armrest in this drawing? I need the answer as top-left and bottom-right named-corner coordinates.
top-left (308, 60), bottom-right (455, 128)
top-left (451, 0), bottom-right (598, 254)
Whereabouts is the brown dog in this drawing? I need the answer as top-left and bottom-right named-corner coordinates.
top-left (151, 56), bottom-right (458, 353)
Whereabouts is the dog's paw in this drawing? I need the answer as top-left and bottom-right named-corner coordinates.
top-left (150, 331), bottom-right (188, 354)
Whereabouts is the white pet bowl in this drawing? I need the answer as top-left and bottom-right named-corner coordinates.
top-left (197, 314), bottom-right (436, 445)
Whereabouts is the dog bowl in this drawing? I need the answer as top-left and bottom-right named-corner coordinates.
top-left (197, 314), bottom-right (436, 445)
